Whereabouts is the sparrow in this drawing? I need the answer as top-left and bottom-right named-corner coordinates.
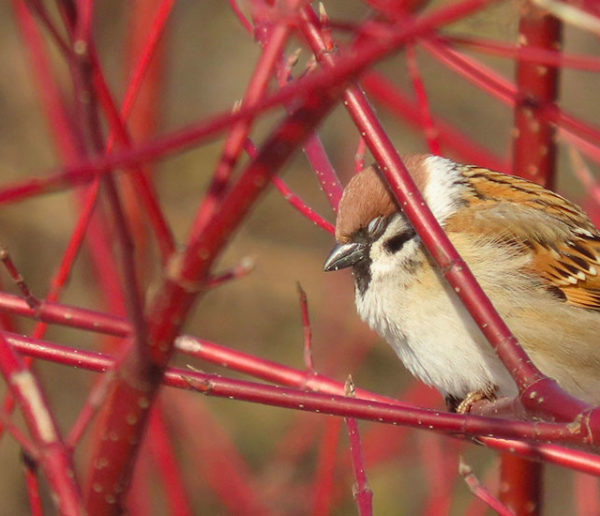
top-left (323, 154), bottom-right (600, 411)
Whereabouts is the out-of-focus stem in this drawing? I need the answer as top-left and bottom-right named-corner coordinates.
top-left (185, 0), bottom-right (299, 247)
top-left (84, 85), bottom-right (344, 513)
top-left (501, 5), bottom-right (562, 514)
top-left (312, 418), bottom-right (341, 514)
top-left (0, 0), bottom-right (499, 209)
top-left (459, 457), bottom-right (514, 516)
top-left (512, 4), bottom-right (562, 187)
top-left (0, 332), bottom-right (83, 514)
top-left (499, 455), bottom-right (542, 516)
top-left (24, 456), bottom-right (44, 516)
top-left (406, 44), bottom-right (441, 155)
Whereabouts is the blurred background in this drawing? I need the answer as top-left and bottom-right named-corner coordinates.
top-left (0, 0), bottom-right (599, 513)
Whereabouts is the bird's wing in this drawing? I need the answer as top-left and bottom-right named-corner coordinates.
top-left (451, 166), bottom-right (600, 311)
top-left (530, 237), bottom-right (600, 310)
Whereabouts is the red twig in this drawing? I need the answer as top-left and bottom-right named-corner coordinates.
top-left (446, 34), bottom-right (600, 72)
top-left (5, 287), bottom-right (600, 459)
top-left (2, 332), bottom-right (592, 450)
top-left (272, 176), bottom-right (336, 233)
top-left (0, 407), bottom-right (38, 459)
top-left (84, 83), bottom-right (345, 512)
top-left (244, 139), bottom-right (335, 233)
top-left (361, 72), bottom-right (508, 172)
top-left (303, 133), bottom-right (344, 212)
top-left (23, 455), bottom-right (44, 516)
top-left (422, 36), bottom-right (600, 163)
top-left (0, 247), bottom-right (39, 310)
top-left (1, 0), bottom-right (500, 209)
top-left (185, 0), bottom-right (301, 248)
top-left (0, 292), bottom-right (130, 337)
top-left (0, 332), bottom-right (83, 514)
top-left (406, 44), bottom-right (441, 155)
top-left (344, 377), bottom-right (373, 516)
top-left (297, 283), bottom-right (314, 372)
top-left (459, 457), bottom-right (515, 516)
top-left (5, 289), bottom-right (600, 466)
top-left (205, 257), bottom-right (256, 289)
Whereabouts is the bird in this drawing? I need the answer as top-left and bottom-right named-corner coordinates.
top-left (323, 154), bottom-right (600, 412)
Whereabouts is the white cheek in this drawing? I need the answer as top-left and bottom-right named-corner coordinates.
top-left (369, 238), bottom-right (420, 288)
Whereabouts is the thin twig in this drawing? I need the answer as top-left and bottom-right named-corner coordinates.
top-left (344, 376), bottom-right (373, 516)
top-left (459, 456), bottom-right (515, 516)
top-left (296, 283), bottom-right (314, 372)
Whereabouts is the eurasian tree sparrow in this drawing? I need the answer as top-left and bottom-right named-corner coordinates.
top-left (324, 154), bottom-right (600, 411)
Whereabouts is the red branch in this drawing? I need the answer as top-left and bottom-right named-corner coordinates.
top-left (500, 4), bottom-right (563, 512)
top-left (459, 457), bottom-right (514, 516)
top-left (344, 378), bottom-right (373, 516)
top-left (84, 90), bottom-right (345, 513)
top-left (0, 332), bottom-right (83, 513)
top-left (0, 330), bottom-right (594, 448)
top-left (4, 1), bottom-right (600, 512)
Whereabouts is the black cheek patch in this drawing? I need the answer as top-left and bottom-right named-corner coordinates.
top-left (353, 253), bottom-right (372, 297)
top-left (384, 229), bottom-right (416, 254)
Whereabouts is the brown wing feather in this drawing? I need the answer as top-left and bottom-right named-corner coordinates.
top-left (532, 238), bottom-right (600, 310)
top-left (450, 166), bottom-right (600, 311)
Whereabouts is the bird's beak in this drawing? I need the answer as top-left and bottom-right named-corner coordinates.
top-left (323, 242), bottom-right (367, 272)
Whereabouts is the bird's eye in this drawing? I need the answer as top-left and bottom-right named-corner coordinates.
top-left (366, 216), bottom-right (385, 237)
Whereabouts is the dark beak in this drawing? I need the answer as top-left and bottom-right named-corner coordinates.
top-left (323, 242), bottom-right (367, 272)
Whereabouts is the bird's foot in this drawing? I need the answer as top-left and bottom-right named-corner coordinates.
top-left (448, 386), bottom-right (497, 414)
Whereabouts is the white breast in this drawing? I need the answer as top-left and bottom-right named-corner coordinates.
top-left (355, 263), bottom-right (518, 400)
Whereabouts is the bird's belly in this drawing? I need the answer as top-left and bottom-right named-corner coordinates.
top-left (355, 277), bottom-right (517, 400)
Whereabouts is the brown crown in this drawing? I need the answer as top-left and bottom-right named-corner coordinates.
top-left (335, 155), bottom-right (429, 242)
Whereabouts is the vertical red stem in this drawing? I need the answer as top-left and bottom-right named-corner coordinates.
top-left (499, 455), bottom-right (542, 516)
top-left (512, 4), bottom-right (562, 188)
top-left (502, 4), bottom-right (562, 514)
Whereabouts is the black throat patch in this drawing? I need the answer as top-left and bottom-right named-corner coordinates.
top-left (353, 250), bottom-right (372, 297)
